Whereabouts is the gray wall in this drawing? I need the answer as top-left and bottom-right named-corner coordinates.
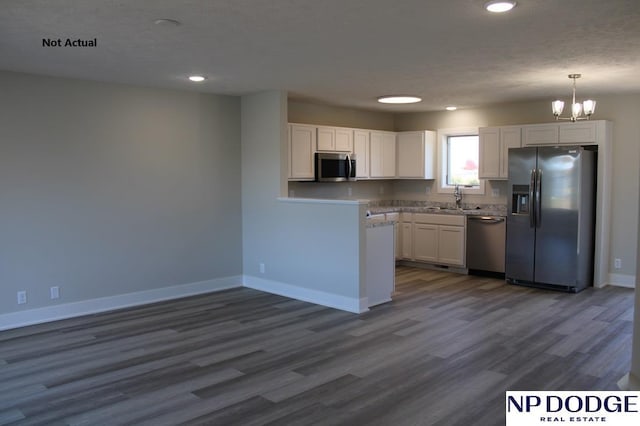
top-left (0, 71), bottom-right (242, 314)
top-left (288, 100), bottom-right (395, 131)
top-left (243, 92), bottom-right (365, 305)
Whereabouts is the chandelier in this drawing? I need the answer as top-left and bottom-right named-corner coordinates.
top-left (552, 74), bottom-right (596, 122)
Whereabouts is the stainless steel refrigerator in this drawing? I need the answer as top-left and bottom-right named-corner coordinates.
top-left (506, 146), bottom-right (595, 292)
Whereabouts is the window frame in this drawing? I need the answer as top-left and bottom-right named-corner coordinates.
top-left (436, 127), bottom-right (485, 195)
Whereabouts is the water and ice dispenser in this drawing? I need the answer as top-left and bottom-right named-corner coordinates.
top-left (511, 184), bottom-right (530, 215)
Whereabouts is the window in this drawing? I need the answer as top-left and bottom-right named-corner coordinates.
top-left (437, 128), bottom-right (484, 195)
top-left (446, 135), bottom-right (479, 187)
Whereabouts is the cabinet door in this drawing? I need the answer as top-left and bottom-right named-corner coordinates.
top-left (395, 221), bottom-right (401, 261)
top-left (381, 132), bottom-right (397, 178)
top-left (401, 222), bottom-right (413, 260)
top-left (397, 132), bottom-right (425, 178)
top-left (559, 122), bottom-right (597, 143)
top-left (370, 131), bottom-right (384, 178)
top-left (353, 130), bottom-right (370, 178)
top-left (478, 127), bottom-right (500, 179)
top-left (413, 224), bottom-right (438, 262)
top-left (335, 128), bottom-right (354, 152)
top-left (500, 126), bottom-right (522, 178)
top-left (289, 124), bottom-right (316, 180)
top-left (523, 124), bottom-right (559, 146)
top-left (438, 225), bottom-right (465, 266)
top-left (317, 126), bottom-right (335, 151)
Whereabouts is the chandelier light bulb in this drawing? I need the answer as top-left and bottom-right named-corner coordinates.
top-left (583, 100), bottom-right (596, 116)
top-left (552, 100), bottom-right (564, 116)
top-left (572, 103), bottom-right (583, 118)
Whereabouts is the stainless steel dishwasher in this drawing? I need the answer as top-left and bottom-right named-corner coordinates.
top-left (466, 216), bottom-right (506, 275)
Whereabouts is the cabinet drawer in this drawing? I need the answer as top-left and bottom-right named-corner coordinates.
top-left (400, 212), bottom-right (413, 222)
top-left (413, 213), bottom-right (464, 226)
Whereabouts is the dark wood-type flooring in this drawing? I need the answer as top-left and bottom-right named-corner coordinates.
top-left (0, 266), bottom-right (635, 425)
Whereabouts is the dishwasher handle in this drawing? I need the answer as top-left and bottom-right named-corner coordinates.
top-left (467, 216), bottom-right (505, 224)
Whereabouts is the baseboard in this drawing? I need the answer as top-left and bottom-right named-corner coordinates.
top-left (0, 275), bottom-right (242, 331)
top-left (243, 275), bottom-right (367, 314)
top-left (607, 273), bottom-right (636, 289)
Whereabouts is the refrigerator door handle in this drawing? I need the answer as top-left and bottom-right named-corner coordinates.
top-left (535, 168), bottom-right (542, 227)
top-left (529, 169), bottom-right (536, 227)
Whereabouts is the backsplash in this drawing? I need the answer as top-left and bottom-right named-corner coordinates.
top-left (288, 179), bottom-right (507, 212)
top-left (288, 180), bottom-right (394, 200)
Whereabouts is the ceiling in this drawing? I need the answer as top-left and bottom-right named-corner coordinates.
top-left (1, 0), bottom-right (639, 112)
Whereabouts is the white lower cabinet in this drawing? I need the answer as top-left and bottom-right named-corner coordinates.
top-left (413, 224), bottom-right (438, 262)
top-left (437, 225), bottom-right (465, 265)
top-left (365, 224), bottom-right (395, 307)
top-left (401, 213), bottom-right (466, 267)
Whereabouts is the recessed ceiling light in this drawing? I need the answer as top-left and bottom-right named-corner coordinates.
top-left (445, 106), bottom-right (458, 111)
top-left (377, 95), bottom-right (422, 104)
top-left (188, 75), bottom-right (206, 82)
top-left (485, 1), bottom-right (517, 13)
top-left (154, 18), bottom-right (181, 26)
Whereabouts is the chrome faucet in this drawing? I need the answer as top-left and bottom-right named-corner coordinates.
top-left (454, 184), bottom-right (463, 210)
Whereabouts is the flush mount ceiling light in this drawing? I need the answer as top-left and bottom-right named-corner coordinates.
top-left (154, 18), bottom-right (181, 26)
top-left (485, 1), bottom-right (517, 13)
top-left (445, 106), bottom-right (458, 111)
top-left (552, 74), bottom-right (596, 122)
top-left (377, 95), bottom-right (422, 104)
top-left (188, 75), bottom-right (206, 82)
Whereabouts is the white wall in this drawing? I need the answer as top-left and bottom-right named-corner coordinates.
top-left (0, 71), bottom-right (243, 318)
top-left (242, 92), bottom-right (366, 312)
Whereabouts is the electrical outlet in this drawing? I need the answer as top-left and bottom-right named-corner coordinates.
top-left (492, 188), bottom-right (500, 197)
top-left (259, 263), bottom-right (265, 274)
top-left (17, 291), bottom-right (27, 305)
top-left (425, 185), bottom-right (431, 194)
top-left (50, 286), bottom-right (60, 299)
top-left (289, 189), bottom-right (295, 198)
top-left (347, 186), bottom-right (352, 197)
top-left (379, 186), bottom-right (385, 195)
top-left (614, 258), bottom-right (622, 269)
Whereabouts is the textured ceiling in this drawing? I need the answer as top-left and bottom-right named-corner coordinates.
top-left (1, 0), bottom-right (639, 111)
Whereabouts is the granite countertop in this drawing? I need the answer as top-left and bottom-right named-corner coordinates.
top-left (367, 202), bottom-right (507, 218)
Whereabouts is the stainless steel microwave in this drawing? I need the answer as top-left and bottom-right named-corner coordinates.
top-left (315, 152), bottom-right (357, 182)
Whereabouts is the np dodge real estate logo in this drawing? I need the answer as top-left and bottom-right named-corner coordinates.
top-left (506, 391), bottom-right (640, 425)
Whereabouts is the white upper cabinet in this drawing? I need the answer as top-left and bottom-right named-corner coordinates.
top-left (370, 131), bottom-right (396, 178)
top-left (353, 129), bottom-right (370, 178)
top-left (559, 121), bottom-right (598, 144)
top-left (288, 124), bottom-right (316, 181)
top-left (396, 131), bottom-right (436, 179)
top-left (479, 126), bottom-right (521, 179)
top-left (317, 126), bottom-right (335, 151)
top-left (317, 126), bottom-right (353, 152)
top-left (335, 127), bottom-right (354, 151)
top-left (523, 121), bottom-right (604, 146)
top-left (522, 124), bottom-right (559, 146)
